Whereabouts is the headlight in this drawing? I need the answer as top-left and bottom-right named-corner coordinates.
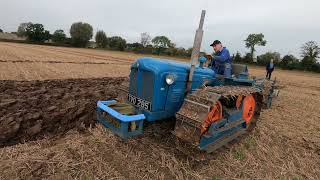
top-left (165, 74), bottom-right (175, 85)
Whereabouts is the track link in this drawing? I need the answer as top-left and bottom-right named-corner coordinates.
top-left (173, 85), bottom-right (263, 155)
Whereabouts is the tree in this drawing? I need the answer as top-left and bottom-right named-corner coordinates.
top-left (233, 52), bottom-right (243, 62)
top-left (141, 32), bottom-right (151, 47)
top-left (175, 47), bottom-right (189, 57)
top-left (279, 54), bottom-right (299, 70)
top-left (25, 23), bottom-right (50, 42)
top-left (164, 47), bottom-right (177, 56)
top-left (0, 29), bottom-right (3, 33)
top-left (300, 41), bottom-right (320, 70)
top-left (301, 57), bottom-right (315, 70)
top-left (163, 42), bottom-right (178, 56)
top-left (152, 36), bottom-right (171, 55)
top-left (186, 47), bottom-right (193, 57)
top-left (108, 36), bottom-right (127, 51)
top-left (127, 42), bottom-right (144, 52)
top-left (70, 22), bottom-right (93, 47)
top-left (244, 33), bottom-right (267, 61)
top-left (143, 44), bottom-right (154, 54)
top-left (95, 30), bottom-right (108, 48)
top-left (257, 52), bottom-right (280, 66)
top-left (301, 41), bottom-right (320, 60)
top-left (17, 22), bottom-right (32, 37)
top-left (52, 29), bottom-right (66, 43)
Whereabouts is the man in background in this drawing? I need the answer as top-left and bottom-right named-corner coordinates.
top-left (266, 59), bottom-right (275, 80)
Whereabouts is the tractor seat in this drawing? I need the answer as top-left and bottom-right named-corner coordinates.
top-left (232, 64), bottom-right (248, 76)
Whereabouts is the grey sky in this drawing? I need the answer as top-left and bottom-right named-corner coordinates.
top-left (1, 0), bottom-right (319, 57)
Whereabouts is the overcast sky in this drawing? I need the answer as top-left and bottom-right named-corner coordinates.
top-left (1, 0), bottom-right (319, 57)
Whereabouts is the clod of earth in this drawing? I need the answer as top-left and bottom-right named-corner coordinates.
top-left (0, 77), bottom-right (126, 147)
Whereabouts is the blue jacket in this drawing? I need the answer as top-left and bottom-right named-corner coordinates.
top-left (210, 47), bottom-right (231, 67)
top-left (266, 63), bottom-right (275, 71)
top-left (214, 47), bottom-right (232, 63)
top-left (210, 47), bottom-right (232, 77)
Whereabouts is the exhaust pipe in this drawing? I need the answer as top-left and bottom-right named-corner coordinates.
top-left (186, 10), bottom-right (206, 94)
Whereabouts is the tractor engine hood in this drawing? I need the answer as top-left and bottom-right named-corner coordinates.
top-left (127, 57), bottom-right (216, 121)
top-left (132, 57), bottom-right (215, 81)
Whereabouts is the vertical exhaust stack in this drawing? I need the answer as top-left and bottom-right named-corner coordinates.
top-left (186, 10), bottom-right (206, 94)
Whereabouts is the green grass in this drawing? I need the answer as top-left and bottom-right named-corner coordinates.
top-left (243, 136), bottom-right (257, 150)
top-left (212, 176), bottom-right (221, 180)
top-left (233, 147), bottom-right (246, 161)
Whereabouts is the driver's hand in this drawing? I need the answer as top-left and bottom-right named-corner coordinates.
top-left (206, 54), bottom-right (213, 60)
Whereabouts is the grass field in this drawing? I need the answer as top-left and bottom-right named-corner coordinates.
top-left (0, 42), bottom-right (319, 179)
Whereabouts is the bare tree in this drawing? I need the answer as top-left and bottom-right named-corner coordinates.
top-left (301, 41), bottom-right (320, 59)
top-left (140, 32), bottom-right (151, 47)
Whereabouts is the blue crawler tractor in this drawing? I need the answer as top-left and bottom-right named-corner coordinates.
top-left (96, 10), bottom-right (278, 154)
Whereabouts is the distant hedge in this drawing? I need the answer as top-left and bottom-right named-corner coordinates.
top-left (0, 38), bottom-right (72, 47)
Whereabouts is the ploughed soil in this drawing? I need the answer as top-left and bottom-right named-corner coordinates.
top-left (0, 77), bottom-right (126, 147)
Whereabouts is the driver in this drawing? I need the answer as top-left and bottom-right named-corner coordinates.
top-left (207, 40), bottom-right (232, 78)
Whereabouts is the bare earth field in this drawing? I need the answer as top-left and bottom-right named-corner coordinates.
top-left (0, 42), bottom-right (186, 80)
top-left (0, 42), bottom-right (319, 179)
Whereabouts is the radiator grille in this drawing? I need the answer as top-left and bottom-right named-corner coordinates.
top-left (140, 70), bottom-right (154, 102)
top-left (129, 68), bottom-right (138, 96)
top-left (129, 69), bottom-right (154, 105)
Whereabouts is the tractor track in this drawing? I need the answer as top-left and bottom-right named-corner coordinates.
top-left (0, 77), bottom-right (127, 147)
top-left (171, 85), bottom-right (265, 159)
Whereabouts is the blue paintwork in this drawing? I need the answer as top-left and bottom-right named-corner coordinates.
top-left (199, 99), bottom-right (247, 150)
top-left (198, 56), bottom-right (207, 68)
top-left (97, 57), bottom-right (276, 145)
top-left (131, 57), bottom-right (215, 121)
top-left (96, 100), bottom-right (145, 138)
top-left (200, 120), bottom-right (244, 150)
top-left (97, 101), bottom-right (145, 122)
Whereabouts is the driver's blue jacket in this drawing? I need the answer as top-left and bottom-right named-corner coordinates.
top-left (210, 47), bottom-right (232, 78)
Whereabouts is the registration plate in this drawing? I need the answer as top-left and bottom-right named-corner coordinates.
top-left (127, 94), bottom-right (152, 111)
